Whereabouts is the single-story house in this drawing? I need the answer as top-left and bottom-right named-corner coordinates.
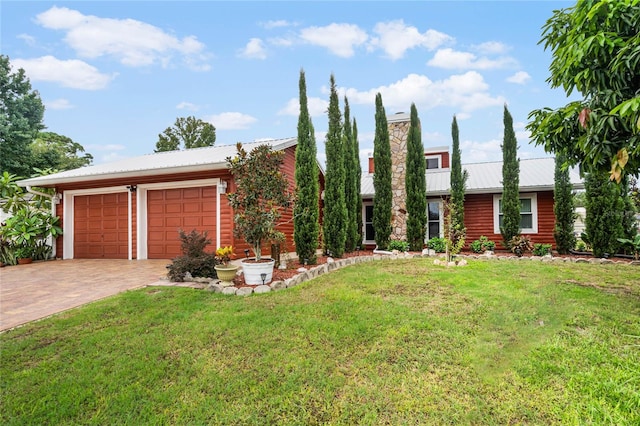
top-left (16, 138), bottom-right (323, 260)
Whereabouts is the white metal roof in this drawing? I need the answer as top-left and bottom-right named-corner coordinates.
top-left (361, 157), bottom-right (584, 198)
top-left (17, 138), bottom-right (297, 187)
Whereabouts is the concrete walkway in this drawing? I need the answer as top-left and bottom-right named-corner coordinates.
top-left (0, 259), bottom-right (170, 332)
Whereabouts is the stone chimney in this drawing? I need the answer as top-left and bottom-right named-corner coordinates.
top-left (387, 112), bottom-right (412, 241)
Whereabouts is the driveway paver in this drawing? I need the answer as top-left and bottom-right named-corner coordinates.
top-left (0, 259), bottom-right (170, 332)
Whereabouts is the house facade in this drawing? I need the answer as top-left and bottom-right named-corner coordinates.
top-left (16, 138), bottom-right (314, 260)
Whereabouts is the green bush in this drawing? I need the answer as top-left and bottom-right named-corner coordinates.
top-left (427, 237), bottom-right (446, 253)
top-left (575, 240), bottom-right (588, 252)
top-left (470, 236), bottom-right (496, 253)
top-left (387, 240), bottom-right (410, 252)
top-left (532, 243), bottom-right (552, 256)
top-left (166, 229), bottom-right (219, 282)
top-left (509, 235), bottom-right (533, 257)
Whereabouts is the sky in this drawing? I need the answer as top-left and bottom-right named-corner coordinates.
top-left (2, 1), bottom-right (578, 169)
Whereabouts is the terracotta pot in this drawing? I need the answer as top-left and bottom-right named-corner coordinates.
top-left (17, 258), bottom-right (33, 265)
top-left (214, 264), bottom-right (239, 282)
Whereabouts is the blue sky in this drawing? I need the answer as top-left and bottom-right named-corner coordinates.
top-left (2, 1), bottom-right (576, 168)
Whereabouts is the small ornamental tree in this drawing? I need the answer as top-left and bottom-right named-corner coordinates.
top-left (584, 171), bottom-right (624, 258)
top-left (450, 115), bottom-right (468, 250)
top-left (322, 74), bottom-right (347, 257)
top-left (343, 97), bottom-right (359, 253)
top-left (405, 103), bottom-right (427, 251)
top-left (226, 143), bottom-right (293, 261)
top-left (293, 69), bottom-right (320, 264)
top-left (500, 105), bottom-right (521, 248)
top-left (553, 153), bottom-right (576, 254)
top-left (372, 93), bottom-right (392, 250)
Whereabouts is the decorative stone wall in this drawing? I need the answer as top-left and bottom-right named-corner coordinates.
top-left (388, 114), bottom-right (411, 241)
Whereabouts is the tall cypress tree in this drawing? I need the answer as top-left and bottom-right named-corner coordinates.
top-left (353, 118), bottom-right (363, 247)
top-left (405, 103), bottom-right (427, 251)
top-left (322, 74), bottom-right (346, 257)
top-left (343, 97), bottom-right (358, 253)
top-left (293, 69), bottom-right (319, 264)
top-left (500, 105), bottom-right (520, 248)
top-left (553, 153), bottom-right (576, 254)
top-left (372, 93), bottom-right (392, 250)
top-left (450, 115), bottom-right (468, 248)
top-left (584, 171), bottom-right (624, 257)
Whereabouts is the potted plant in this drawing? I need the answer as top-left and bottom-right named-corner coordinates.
top-left (226, 143), bottom-right (293, 285)
top-left (214, 245), bottom-right (238, 285)
top-left (1, 207), bottom-right (62, 264)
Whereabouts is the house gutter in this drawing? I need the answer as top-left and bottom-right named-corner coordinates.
top-left (25, 186), bottom-right (58, 259)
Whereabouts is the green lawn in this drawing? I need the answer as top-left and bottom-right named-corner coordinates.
top-left (1, 259), bottom-right (639, 425)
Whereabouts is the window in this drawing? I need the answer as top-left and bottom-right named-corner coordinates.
top-left (425, 155), bottom-right (440, 170)
top-left (427, 199), bottom-right (442, 240)
top-left (363, 203), bottom-right (375, 243)
top-left (493, 193), bottom-right (538, 234)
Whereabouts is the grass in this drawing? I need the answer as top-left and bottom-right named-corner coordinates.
top-left (1, 258), bottom-right (639, 425)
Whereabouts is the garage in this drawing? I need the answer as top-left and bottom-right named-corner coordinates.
top-left (146, 186), bottom-right (216, 259)
top-left (74, 192), bottom-right (129, 259)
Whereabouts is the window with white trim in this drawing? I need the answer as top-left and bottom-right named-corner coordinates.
top-left (427, 199), bottom-right (443, 240)
top-left (363, 202), bottom-right (375, 244)
top-left (425, 155), bottom-right (441, 170)
top-left (493, 193), bottom-right (538, 234)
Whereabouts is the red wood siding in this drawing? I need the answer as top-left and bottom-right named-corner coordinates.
top-left (73, 193), bottom-right (128, 259)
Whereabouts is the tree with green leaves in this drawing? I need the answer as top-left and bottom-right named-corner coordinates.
top-left (352, 118), bottom-right (363, 247)
top-left (405, 103), bottom-right (427, 251)
top-left (293, 69), bottom-right (320, 265)
top-left (372, 93), bottom-right (392, 251)
top-left (155, 116), bottom-right (216, 152)
top-left (501, 105), bottom-right (520, 248)
top-left (30, 132), bottom-right (93, 172)
top-left (343, 97), bottom-right (359, 253)
top-left (527, 0), bottom-right (640, 184)
top-left (450, 115), bottom-right (468, 250)
top-left (553, 153), bottom-right (576, 254)
top-left (322, 74), bottom-right (346, 258)
top-left (0, 55), bottom-right (45, 177)
top-left (584, 171), bottom-right (624, 258)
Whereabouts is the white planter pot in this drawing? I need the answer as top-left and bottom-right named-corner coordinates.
top-left (241, 258), bottom-right (275, 285)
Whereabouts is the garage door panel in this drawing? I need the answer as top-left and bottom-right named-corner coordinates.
top-left (147, 186), bottom-right (216, 259)
top-left (74, 193), bottom-right (128, 259)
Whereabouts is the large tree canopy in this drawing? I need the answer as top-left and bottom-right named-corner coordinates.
top-left (30, 132), bottom-right (93, 172)
top-left (527, 0), bottom-right (640, 183)
top-left (0, 55), bottom-right (45, 177)
top-left (155, 116), bottom-right (216, 152)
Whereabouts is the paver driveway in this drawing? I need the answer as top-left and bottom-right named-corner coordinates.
top-left (0, 259), bottom-right (170, 332)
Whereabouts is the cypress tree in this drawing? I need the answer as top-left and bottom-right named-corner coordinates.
top-left (293, 69), bottom-right (319, 264)
top-left (353, 118), bottom-right (363, 247)
top-left (620, 175), bottom-right (639, 242)
top-left (372, 93), bottom-right (392, 250)
top-left (405, 103), bottom-right (427, 251)
top-left (553, 153), bottom-right (576, 254)
top-left (322, 74), bottom-right (347, 257)
top-left (343, 97), bottom-right (358, 253)
top-left (584, 171), bottom-right (624, 257)
top-left (500, 105), bottom-right (521, 248)
top-left (450, 115), bottom-right (468, 248)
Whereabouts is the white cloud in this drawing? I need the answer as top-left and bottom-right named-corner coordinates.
top-left (45, 98), bottom-right (74, 110)
top-left (299, 23), bottom-right (368, 58)
top-left (340, 71), bottom-right (505, 113)
top-left (207, 112), bottom-right (257, 130)
top-left (12, 56), bottom-right (115, 90)
top-left (472, 41), bottom-right (509, 55)
top-left (506, 71), bottom-right (531, 84)
top-left (17, 34), bottom-right (37, 46)
top-left (35, 6), bottom-right (210, 70)
top-left (86, 143), bottom-right (126, 151)
top-left (369, 20), bottom-right (453, 60)
top-left (461, 138), bottom-right (502, 163)
top-left (176, 102), bottom-right (200, 111)
top-left (261, 20), bottom-right (295, 29)
top-left (427, 48), bottom-right (517, 70)
top-left (278, 97), bottom-right (328, 117)
top-left (238, 38), bottom-right (267, 60)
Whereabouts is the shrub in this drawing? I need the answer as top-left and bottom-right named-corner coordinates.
top-left (532, 243), bottom-right (552, 256)
top-left (166, 229), bottom-right (219, 282)
top-left (509, 235), bottom-right (533, 257)
top-left (575, 240), bottom-right (588, 252)
top-left (427, 237), bottom-right (446, 253)
top-left (387, 240), bottom-right (409, 252)
top-left (470, 236), bottom-right (496, 253)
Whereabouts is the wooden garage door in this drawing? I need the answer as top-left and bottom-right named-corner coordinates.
top-left (74, 193), bottom-right (128, 259)
top-left (147, 187), bottom-right (216, 259)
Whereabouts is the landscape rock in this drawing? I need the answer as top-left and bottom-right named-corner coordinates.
top-left (270, 280), bottom-right (286, 290)
top-left (222, 287), bottom-right (238, 295)
top-left (236, 287), bottom-right (254, 296)
top-left (254, 285), bottom-right (271, 294)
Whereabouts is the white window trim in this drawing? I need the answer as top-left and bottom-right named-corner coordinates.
top-left (427, 198), bottom-right (444, 239)
top-left (493, 192), bottom-right (538, 234)
top-left (362, 201), bottom-right (375, 245)
top-left (425, 154), bottom-right (441, 170)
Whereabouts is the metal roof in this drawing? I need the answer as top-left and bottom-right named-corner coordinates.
top-left (361, 157), bottom-right (584, 198)
top-left (17, 138), bottom-right (297, 187)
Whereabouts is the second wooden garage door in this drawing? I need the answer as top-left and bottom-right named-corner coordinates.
top-left (147, 187), bottom-right (216, 259)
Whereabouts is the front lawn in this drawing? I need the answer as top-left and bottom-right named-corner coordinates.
top-left (1, 259), bottom-right (639, 424)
